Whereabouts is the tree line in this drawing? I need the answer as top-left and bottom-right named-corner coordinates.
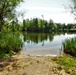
top-left (1, 18), bottom-right (76, 32)
top-left (22, 18), bottom-right (76, 32)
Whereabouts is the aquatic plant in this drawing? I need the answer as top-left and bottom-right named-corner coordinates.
top-left (62, 37), bottom-right (76, 57)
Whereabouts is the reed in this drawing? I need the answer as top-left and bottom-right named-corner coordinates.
top-left (62, 37), bottom-right (76, 57)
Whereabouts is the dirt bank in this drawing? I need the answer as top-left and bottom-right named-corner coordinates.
top-left (0, 55), bottom-right (68, 75)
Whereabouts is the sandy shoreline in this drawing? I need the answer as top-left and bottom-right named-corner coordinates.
top-left (0, 55), bottom-right (68, 75)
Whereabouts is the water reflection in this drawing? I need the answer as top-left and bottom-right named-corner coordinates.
top-left (22, 33), bottom-right (54, 44)
top-left (21, 32), bottom-right (76, 56)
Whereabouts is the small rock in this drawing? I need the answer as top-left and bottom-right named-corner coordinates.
top-left (60, 70), bottom-right (67, 75)
top-left (7, 66), bottom-right (13, 71)
top-left (57, 65), bottom-right (63, 70)
top-left (37, 60), bottom-right (40, 63)
top-left (52, 67), bottom-right (56, 71)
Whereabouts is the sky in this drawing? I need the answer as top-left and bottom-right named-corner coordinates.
top-left (16, 0), bottom-right (75, 24)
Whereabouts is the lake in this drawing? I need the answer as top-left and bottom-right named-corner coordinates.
top-left (21, 32), bottom-right (76, 56)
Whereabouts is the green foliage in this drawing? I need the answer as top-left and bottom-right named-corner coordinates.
top-left (0, 49), bottom-right (14, 58)
top-left (22, 19), bottom-right (27, 31)
top-left (0, 0), bottom-right (24, 31)
top-left (55, 56), bottom-right (76, 75)
top-left (22, 18), bottom-right (76, 32)
top-left (0, 32), bottom-right (23, 58)
top-left (69, 0), bottom-right (76, 20)
top-left (62, 37), bottom-right (76, 56)
top-left (0, 0), bottom-right (23, 20)
top-left (0, 17), bottom-right (76, 32)
top-left (22, 18), bottom-right (57, 32)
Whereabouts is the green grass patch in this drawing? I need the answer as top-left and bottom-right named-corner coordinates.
top-left (54, 56), bottom-right (76, 75)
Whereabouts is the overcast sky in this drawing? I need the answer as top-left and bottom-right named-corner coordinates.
top-left (17, 0), bottom-right (75, 24)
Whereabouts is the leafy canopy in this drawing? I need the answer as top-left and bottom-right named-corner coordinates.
top-left (70, 0), bottom-right (76, 16)
top-left (0, 0), bottom-right (24, 20)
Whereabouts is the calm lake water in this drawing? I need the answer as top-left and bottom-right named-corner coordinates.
top-left (21, 32), bottom-right (76, 56)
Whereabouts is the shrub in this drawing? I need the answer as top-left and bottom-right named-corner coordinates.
top-left (0, 32), bottom-right (23, 58)
top-left (62, 37), bottom-right (76, 57)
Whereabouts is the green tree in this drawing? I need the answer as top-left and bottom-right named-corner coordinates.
top-left (22, 19), bottom-right (27, 31)
top-left (48, 19), bottom-right (54, 31)
top-left (30, 18), bottom-right (39, 32)
top-left (69, 0), bottom-right (76, 17)
top-left (0, 0), bottom-right (24, 31)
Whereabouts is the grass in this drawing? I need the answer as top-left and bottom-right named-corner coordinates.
top-left (62, 37), bottom-right (76, 57)
top-left (58, 37), bottom-right (76, 74)
top-left (0, 32), bottom-right (23, 58)
top-left (52, 56), bottom-right (76, 75)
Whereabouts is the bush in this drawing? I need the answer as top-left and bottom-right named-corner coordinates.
top-left (62, 37), bottom-right (76, 57)
top-left (0, 32), bottom-right (23, 58)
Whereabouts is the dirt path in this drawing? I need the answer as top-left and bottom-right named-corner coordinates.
top-left (0, 55), bottom-right (68, 75)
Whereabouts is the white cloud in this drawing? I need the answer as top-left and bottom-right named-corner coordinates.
top-left (23, 12), bottom-right (75, 24)
top-left (26, 7), bottom-right (64, 11)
